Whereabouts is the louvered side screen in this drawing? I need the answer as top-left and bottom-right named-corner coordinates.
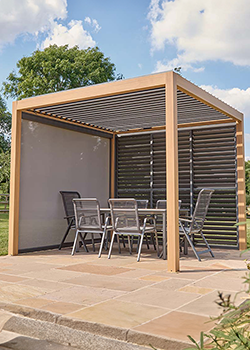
top-left (117, 130), bottom-right (191, 207)
top-left (192, 126), bottom-right (237, 247)
top-left (117, 125), bottom-right (238, 248)
top-left (117, 134), bottom-right (151, 202)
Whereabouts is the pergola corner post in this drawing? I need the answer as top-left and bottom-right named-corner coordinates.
top-left (236, 120), bottom-right (247, 250)
top-left (166, 72), bottom-right (180, 272)
top-left (8, 103), bottom-right (22, 256)
top-left (110, 133), bottom-right (116, 198)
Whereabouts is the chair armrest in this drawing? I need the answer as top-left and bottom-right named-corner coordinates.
top-left (64, 215), bottom-right (74, 219)
top-left (179, 217), bottom-right (192, 223)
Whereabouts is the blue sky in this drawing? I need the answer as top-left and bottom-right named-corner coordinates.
top-left (1, 0), bottom-right (250, 156)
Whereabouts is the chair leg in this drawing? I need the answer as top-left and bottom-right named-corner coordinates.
top-left (117, 235), bottom-right (121, 254)
top-left (150, 232), bottom-right (156, 250)
top-left (91, 234), bottom-right (95, 252)
top-left (121, 235), bottom-right (126, 248)
top-left (145, 234), bottom-right (150, 249)
top-left (59, 219), bottom-right (73, 250)
top-left (201, 231), bottom-right (214, 258)
top-left (108, 233), bottom-right (116, 259)
top-left (79, 233), bottom-right (88, 253)
top-left (71, 230), bottom-right (79, 256)
top-left (128, 235), bottom-right (132, 255)
top-left (137, 234), bottom-right (144, 262)
top-left (98, 231), bottom-right (106, 258)
top-left (154, 230), bottom-right (159, 257)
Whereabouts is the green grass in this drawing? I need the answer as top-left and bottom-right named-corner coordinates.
top-left (247, 218), bottom-right (250, 248)
top-left (0, 211), bottom-right (8, 255)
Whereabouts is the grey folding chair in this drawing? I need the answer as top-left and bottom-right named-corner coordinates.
top-left (59, 191), bottom-right (88, 252)
top-left (179, 189), bottom-right (215, 261)
top-left (108, 199), bottom-right (159, 262)
top-left (156, 200), bottom-right (182, 258)
top-left (72, 198), bottom-right (112, 257)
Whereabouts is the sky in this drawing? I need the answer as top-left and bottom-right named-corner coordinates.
top-left (1, 0), bottom-right (250, 157)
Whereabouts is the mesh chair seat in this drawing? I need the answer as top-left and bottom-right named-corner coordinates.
top-left (108, 199), bottom-right (159, 262)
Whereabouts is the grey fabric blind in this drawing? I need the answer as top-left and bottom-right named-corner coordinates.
top-left (117, 125), bottom-right (238, 248)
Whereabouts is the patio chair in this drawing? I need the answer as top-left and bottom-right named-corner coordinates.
top-left (108, 199), bottom-right (159, 262)
top-left (59, 191), bottom-right (87, 251)
top-left (179, 188), bottom-right (215, 261)
top-left (156, 200), bottom-right (182, 258)
top-left (72, 198), bottom-right (112, 257)
top-left (59, 191), bottom-right (100, 252)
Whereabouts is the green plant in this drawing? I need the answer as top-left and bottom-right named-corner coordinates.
top-left (185, 261), bottom-right (250, 350)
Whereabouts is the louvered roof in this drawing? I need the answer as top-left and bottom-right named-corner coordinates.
top-left (28, 87), bottom-right (231, 132)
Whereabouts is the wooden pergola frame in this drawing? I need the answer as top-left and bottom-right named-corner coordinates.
top-left (9, 71), bottom-right (246, 272)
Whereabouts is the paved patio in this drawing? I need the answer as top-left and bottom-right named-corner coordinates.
top-left (0, 247), bottom-right (248, 349)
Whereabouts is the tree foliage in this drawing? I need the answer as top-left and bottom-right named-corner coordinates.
top-left (246, 161), bottom-right (250, 206)
top-left (0, 151), bottom-right (10, 193)
top-left (0, 96), bottom-right (11, 153)
top-left (3, 45), bottom-right (119, 99)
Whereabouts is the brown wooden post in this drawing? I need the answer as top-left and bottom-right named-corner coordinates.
top-left (110, 134), bottom-right (116, 198)
top-left (166, 72), bottom-right (180, 272)
top-left (8, 103), bottom-right (22, 255)
top-left (236, 120), bottom-right (247, 250)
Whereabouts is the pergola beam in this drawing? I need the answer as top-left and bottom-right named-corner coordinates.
top-left (15, 73), bottom-right (166, 111)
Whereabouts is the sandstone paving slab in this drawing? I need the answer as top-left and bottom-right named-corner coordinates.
top-left (58, 263), bottom-right (133, 276)
top-left (21, 269), bottom-right (84, 282)
top-left (139, 275), bottom-right (170, 282)
top-left (116, 268), bottom-right (155, 279)
top-left (178, 289), bottom-right (239, 317)
top-left (0, 285), bottom-right (49, 303)
top-left (0, 262), bottom-right (63, 276)
top-left (42, 285), bottom-right (125, 305)
top-left (41, 302), bottom-right (84, 315)
top-left (133, 310), bottom-right (214, 342)
top-left (150, 277), bottom-right (195, 291)
top-left (178, 285), bottom-right (215, 295)
top-left (13, 298), bottom-right (54, 309)
top-left (19, 279), bottom-right (71, 292)
top-left (67, 299), bottom-right (169, 328)
top-left (0, 274), bottom-right (29, 283)
top-left (63, 273), bottom-right (154, 292)
top-left (117, 286), bottom-right (200, 309)
top-left (153, 269), bottom-right (218, 280)
top-left (193, 272), bottom-right (248, 292)
top-left (125, 260), bottom-right (169, 271)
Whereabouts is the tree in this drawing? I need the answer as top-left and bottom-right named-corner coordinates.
top-left (246, 160), bottom-right (250, 206)
top-left (0, 151), bottom-right (10, 193)
top-left (3, 45), bottom-right (120, 99)
top-left (0, 96), bottom-right (11, 153)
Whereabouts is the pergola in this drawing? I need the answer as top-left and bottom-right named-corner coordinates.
top-left (9, 71), bottom-right (246, 272)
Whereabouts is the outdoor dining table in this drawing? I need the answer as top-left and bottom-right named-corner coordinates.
top-left (100, 207), bottom-right (189, 260)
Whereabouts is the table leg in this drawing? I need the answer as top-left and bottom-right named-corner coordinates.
top-left (163, 212), bottom-right (167, 260)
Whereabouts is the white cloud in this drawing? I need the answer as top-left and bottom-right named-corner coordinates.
top-left (200, 85), bottom-right (250, 118)
top-left (148, 0), bottom-right (250, 71)
top-left (84, 17), bottom-right (101, 33)
top-left (41, 20), bottom-right (96, 49)
top-left (0, 0), bottom-right (67, 47)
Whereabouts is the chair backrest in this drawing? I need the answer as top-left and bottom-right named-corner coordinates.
top-left (60, 191), bottom-right (81, 224)
top-left (191, 189), bottom-right (214, 231)
top-left (156, 200), bottom-right (182, 210)
top-left (108, 198), bottom-right (140, 233)
top-left (136, 199), bottom-right (149, 209)
top-left (73, 198), bottom-right (102, 231)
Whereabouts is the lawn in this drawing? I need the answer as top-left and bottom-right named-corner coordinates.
top-left (0, 211), bottom-right (8, 255)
